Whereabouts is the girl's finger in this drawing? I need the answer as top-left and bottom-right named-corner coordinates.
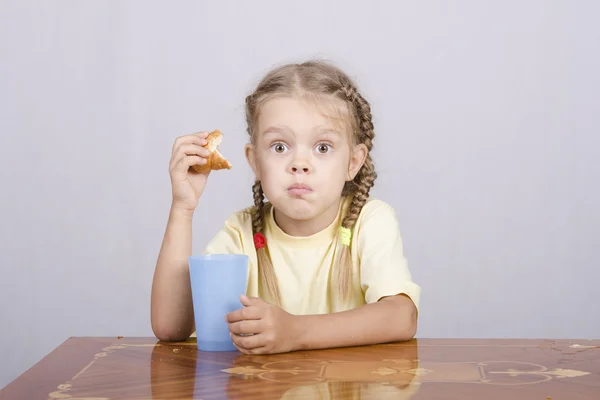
top-left (228, 320), bottom-right (261, 335)
top-left (172, 156), bottom-right (206, 174)
top-left (231, 332), bottom-right (265, 351)
top-left (193, 131), bottom-right (210, 139)
top-left (226, 306), bottom-right (262, 323)
top-left (177, 143), bottom-right (210, 157)
top-left (171, 134), bottom-right (209, 155)
top-left (232, 341), bottom-right (249, 354)
top-left (170, 144), bottom-right (210, 169)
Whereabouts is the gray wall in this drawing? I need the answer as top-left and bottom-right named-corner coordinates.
top-left (1, 0), bottom-right (598, 389)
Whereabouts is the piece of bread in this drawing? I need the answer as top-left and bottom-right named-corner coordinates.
top-left (190, 129), bottom-right (232, 173)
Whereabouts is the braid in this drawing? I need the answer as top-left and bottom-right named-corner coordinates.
top-left (252, 180), bottom-right (265, 233)
top-left (251, 180), bottom-right (282, 305)
top-left (341, 83), bottom-right (377, 221)
top-left (342, 158), bottom-right (377, 228)
top-left (334, 84), bottom-right (378, 303)
top-left (340, 84), bottom-right (375, 151)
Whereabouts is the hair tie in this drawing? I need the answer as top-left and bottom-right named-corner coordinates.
top-left (253, 232), bottom-right (266, 249)
top-left (339, 226), bottom-right (352, 246)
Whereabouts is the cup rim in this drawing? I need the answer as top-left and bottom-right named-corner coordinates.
top-left (189, 254), bottom-right (248, 262)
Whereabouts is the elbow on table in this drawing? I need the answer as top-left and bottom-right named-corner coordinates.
top-left (390, 315), bottom-right (417, 342)
top-left (151, 320), bottom-right (192, 342)
top-left (400, 316), bottom-right (418, 341)
top-left (391, 296), bottom-right (419, 341)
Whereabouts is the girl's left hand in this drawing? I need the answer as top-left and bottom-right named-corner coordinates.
top-left (226, 295), bottom-right (299, 354)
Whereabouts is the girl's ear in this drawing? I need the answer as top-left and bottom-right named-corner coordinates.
top-left (347, 143), bottom-right (368, 181)
top-left (245, 143), bottom-right (261, 180)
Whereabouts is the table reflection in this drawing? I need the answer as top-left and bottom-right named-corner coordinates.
top-left (151, 341), bottom-right (421, 399)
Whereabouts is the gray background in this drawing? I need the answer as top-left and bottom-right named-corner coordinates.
top-left (1, 0), bottom-right (598, 389)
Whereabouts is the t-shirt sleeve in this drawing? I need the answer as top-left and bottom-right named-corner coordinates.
top-left (355, 200), bottom-right (421, 312)
top-left (202, 211), bottom-right (249, 255)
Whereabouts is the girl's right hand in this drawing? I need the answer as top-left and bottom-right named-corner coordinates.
top-left (169, 131), bottom-right (212, 213)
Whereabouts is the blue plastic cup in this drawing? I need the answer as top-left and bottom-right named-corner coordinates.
top-left (188, 254), bottom-right (248, 351)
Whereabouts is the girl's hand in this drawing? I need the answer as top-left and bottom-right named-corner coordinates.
top-left (226, 295), bottom-right (299, 354)
top-left (168, 131), bottom-right (212, 213)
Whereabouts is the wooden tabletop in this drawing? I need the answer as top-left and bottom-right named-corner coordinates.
top-left (1, 337), bottom-right (598, 399)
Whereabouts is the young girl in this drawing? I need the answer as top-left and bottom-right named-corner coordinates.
top-left (151, 60), bottom-right (421, 355)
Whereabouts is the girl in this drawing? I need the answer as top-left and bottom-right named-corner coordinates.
top-left (151, 60), bottom-right (421, 355)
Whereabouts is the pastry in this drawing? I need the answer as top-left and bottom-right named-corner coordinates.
top-left (190, 129), bottom-right (232, 173)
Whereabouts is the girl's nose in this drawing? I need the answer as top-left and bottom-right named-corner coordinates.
top-left (291, 166), bottom-right (309, 173)
top-left (290, 158), bottom-right (310, 174)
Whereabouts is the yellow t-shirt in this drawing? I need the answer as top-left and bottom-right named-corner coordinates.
top-left (203, 196), bottom-right (421, 315)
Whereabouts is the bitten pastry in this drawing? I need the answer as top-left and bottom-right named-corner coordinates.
top-left (190, 129), bottom-right (232, 173)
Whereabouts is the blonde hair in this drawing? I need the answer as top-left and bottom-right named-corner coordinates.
top-left (245, 60), bottom-right (377, 305)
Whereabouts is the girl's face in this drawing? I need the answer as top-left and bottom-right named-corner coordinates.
top-left (246, 96), bottom-right (367, 229)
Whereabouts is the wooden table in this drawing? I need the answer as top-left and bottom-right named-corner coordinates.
top-left (1, 338), bottom-right (599, 399)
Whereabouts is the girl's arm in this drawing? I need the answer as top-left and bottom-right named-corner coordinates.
top-left (293, 294), bottom-right (417, 350)
top-left (227, 294), bottom-right (417, 354)
top-left (150, 206), bottom-right (196, 341)
top-left (152, 131), bottom-right (212, 341)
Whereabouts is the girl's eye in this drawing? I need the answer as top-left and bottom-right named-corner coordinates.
top-left (271, 143), bottom-right (288, 153)
top-left (316, 144), bottom-right (331, 154)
